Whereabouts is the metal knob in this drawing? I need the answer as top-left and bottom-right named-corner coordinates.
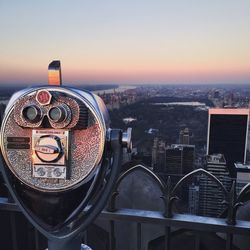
top-left (122, 127), bottom-right (132, 153)
top-left (34, 135), bottom-right (62, 163)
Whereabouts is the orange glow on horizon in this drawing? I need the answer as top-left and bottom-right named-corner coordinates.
top-left (0, 61), bottom-right (249, 85)
top-left (63, 67), bottom-right (250, 84)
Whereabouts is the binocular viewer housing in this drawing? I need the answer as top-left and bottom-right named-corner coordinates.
top-left (1, 86), bottom-right (109, 192)
top-left (0, 83), bottom-right (130, 244)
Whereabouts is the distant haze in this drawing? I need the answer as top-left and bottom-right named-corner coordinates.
top-left (0, 0), bottom-right (249, 85)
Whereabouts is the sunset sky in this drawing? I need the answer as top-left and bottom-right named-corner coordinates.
top-left (0, 0), bottom-right (249, 85)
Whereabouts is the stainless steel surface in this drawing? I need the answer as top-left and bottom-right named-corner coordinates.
top-left (0, 87), bottom-right (108, 191)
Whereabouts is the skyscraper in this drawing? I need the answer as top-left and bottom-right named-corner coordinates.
top-left (165, 146), bottom-right (183, 175)
top-left (179, 128), bottom-right (190, 145)
top-left (207, 108), bottom-right (249, 177)
top-left (234, 163), bottom-right (250, 195)
top-left (199, 154), bottom-right (231, 217)
top-left (166, 144), bottom-right (195, 201)
top-left (151, 138), bottom-right (166, 172)
top-left (188, 183), bottom-right (199, 214)
top-left (166, 144), bottom-right (195, 175)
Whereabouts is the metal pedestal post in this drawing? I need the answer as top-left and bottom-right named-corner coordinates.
top-left (46, 244), bottom-right (91, 250)
top-left (46, 235), bottom-right (92, 250)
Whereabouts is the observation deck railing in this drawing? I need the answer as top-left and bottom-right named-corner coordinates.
top-left (1, 165), bottom-right (250, 250)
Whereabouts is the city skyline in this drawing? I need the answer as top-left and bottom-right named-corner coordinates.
top-left (0, 0), bottom-right (250, 85)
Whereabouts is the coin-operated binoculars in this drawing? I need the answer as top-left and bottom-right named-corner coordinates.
top-left (0, 61), bottom-right (132, 250)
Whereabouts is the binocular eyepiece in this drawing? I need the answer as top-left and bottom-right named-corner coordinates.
top-left (22, 103), bottom-right (72, 125)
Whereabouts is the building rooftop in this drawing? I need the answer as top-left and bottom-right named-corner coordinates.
top-left (209, 108), bottom-right (250, 115)
top-left (206, 154), bottom-right (226, 164)
top-left (234, 162), bottom-right (250, 172)
top-left (171, 144), bottom-right (195, 149)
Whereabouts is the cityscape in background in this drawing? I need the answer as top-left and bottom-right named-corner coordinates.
top-left (1, 83), bottom-right (250, 219)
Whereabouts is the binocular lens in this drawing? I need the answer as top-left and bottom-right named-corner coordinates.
top-left (48, 106), bottom-right (66, 123)
top-left (22, 105), bottom-right (41, 123)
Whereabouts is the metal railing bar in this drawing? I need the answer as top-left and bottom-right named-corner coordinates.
top-left (82, 230), bottom-right (88, 245)
top-left (109, 220), bottom-right (115, 250)
top-left (83, 230), bottom-right (88, 245)
top-left (136, 223), bottom-right (141, 250)
top-left (10, 212), bottom-right (18, 250)
top-left (34, 228), bottom-right (39, 250)
top-left (98, 209), bottom-right (250, 235)
top-left (226, 233), bottom-right (233, 250)
top-left (194, 233), bottom-right (200, 250)
top-left (0, 198), bottom-right (19, 212)
top-left (164, 226), bottom-right (171, 250)
top-left (2, 200), bottom-right (250, 238)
